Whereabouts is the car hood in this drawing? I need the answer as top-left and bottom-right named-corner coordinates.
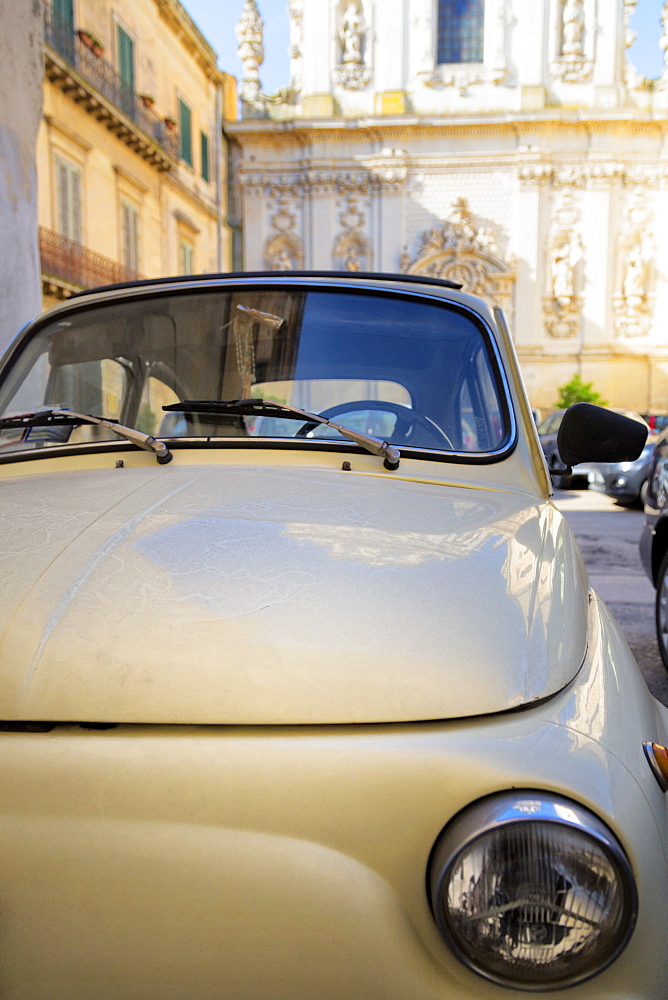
top-left (0, 463), bottom-right (588, 724)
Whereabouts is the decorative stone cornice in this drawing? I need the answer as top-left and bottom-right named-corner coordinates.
top-left (553, 165), bottom-right (587, 188)
top-left (518, 163), bottom-right (553, 186)
top-left (586, 162), bottom-right (626, 187)
top-left (624, 164), bottom-right (661, 187)
top-left (335, 171), bottom-right (374, 194)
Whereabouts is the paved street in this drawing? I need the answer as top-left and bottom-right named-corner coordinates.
top-left (553, 487), bottom-right (668, 707)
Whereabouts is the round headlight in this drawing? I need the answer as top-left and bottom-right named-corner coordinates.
top-left (428, 793), bottom-right (637, 991)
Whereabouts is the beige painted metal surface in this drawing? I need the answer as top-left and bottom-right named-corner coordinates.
top-left (0, 453), bottom-right (586, 724)
top-left (1, 593), bottom-right (667, 999)
top-left (1, 277), bottom-right (666, 998)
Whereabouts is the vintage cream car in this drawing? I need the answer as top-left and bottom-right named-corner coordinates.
top-left (0, 272), bottom-right (666, 998)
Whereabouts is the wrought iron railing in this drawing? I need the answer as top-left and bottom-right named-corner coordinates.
top-left (42, 2), bottom-right (178, 160)
top-left (40, 227), bottom-right (143, 290)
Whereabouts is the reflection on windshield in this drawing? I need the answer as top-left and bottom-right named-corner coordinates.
top-left (0, 287), bottom-right (509, 460)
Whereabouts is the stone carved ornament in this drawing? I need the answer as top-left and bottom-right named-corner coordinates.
top-left (623, 0), bottom-right (643, 88)
top-left (264, 193), bottom-right (304, 271)
top-left (264, 232), bottom-right (304, 271)
top-left (403, 199), bottom-right (515, 312)
top-left (551, 0), bottom-right (592, 83)
top-left (288, 0), bottom-right (304, 95)
top-left (543, 191), bottom-right (584, 339)
top-left (236, 1), bottom-right (296, 116)
top-left (333, 195), bottom-right (372, 271)
top-left (236, 0), bottom-right (264, 109)
top-left (335, 0), bottom-right (371, 90)
top-left (613, 191), bottom-right (655, 338)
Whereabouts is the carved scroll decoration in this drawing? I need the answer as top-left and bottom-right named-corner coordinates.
top-left (404, 199), bottom-right (515, 315)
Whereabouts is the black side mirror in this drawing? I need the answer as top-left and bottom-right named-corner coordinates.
top-left (557, 402), bottom-right (648, 472)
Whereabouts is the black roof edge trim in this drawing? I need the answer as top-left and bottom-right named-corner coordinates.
top-left (67, 269), bottom-right (463, 299)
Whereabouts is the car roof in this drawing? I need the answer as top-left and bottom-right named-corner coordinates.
top-left (68, 270), bottom-right (463, 299)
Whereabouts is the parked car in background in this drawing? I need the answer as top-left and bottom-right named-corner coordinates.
top-left (646, 414), bottom-right (668, 434)
top-left (641, 427), bottom-right (668, 670)
top-left (584, 435), bottom-right (658, 507)
top-left (0, 271), bottom-right (665, 999)
top-left (538, 407), bottom-right (649, 490)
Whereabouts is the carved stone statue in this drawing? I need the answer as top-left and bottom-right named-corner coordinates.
top-left (623, 243), bottom-right (647, 304)
top-left (340, 1), bottom-right (364, 65)
top-left (551, 238), bottom-right (575, 302)
top-left (272, 247), bottom-right (293, 271)
top-left (562, 0), bottom-right (585, 57)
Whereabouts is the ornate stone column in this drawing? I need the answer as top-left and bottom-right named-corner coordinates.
top-left (236, 0), bottom-right (265, 117)
top-left (305, 170), bottom-right (336, 270)
top-left (238, 172), bottom-right (268, 271)
top-left (582, 161), bottom-right (625, 349)
top-left (514, 162), bottom-right (552, 351)
top-left (363, 151), bottom-right (407, 272)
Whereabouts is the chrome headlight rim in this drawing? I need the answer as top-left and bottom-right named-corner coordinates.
top-left (428, 790), bottom-right (638, 993)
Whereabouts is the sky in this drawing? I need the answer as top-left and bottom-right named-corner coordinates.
top-left (183, 0), bottom-right (667, 96)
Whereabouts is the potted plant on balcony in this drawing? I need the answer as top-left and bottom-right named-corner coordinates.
top-left (78, 29), bottom-right (105, 57)
top-left (139, 94), bottom-right (156, 109)
top-left (163, 117), bottom-right (177, 132)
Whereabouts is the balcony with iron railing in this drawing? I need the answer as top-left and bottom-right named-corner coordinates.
top-left (42, 2), bottom-right (178, 170)
top-left (40, 227), bottom-right (144, 296)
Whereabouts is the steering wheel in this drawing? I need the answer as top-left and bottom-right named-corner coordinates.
top-left (294, 400), bottom-right (454, 450)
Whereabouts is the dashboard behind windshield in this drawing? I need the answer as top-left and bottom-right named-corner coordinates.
top-left (0, 286), bottom-right (512, 460)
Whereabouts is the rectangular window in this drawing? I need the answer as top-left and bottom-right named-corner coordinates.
top-left (178, 99), bottom-right (192, 166)
top-left (179, 240), bottom-right (194, 275)
top-left (120, 200), bottom-right (140, 273)
top-left (437, 0), bottom-right (484, 64)
top-left (200, 131), bottom-right (210, 182)
top-left (56, 156), bottom-right (82, 243)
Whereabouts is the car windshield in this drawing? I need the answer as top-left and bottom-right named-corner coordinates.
top-left (0, 285), bottom-right (510, 460)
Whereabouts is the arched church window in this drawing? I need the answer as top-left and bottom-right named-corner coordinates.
top-left (437, 0), bottom-right (484, 64)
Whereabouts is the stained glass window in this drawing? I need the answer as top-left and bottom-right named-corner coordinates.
top-left (437, 0), bottom-right (484, 64)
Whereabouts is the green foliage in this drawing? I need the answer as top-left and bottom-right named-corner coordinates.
top-left (554, 374), bottom-right (608, 410)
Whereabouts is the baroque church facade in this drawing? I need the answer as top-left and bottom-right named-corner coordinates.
top-left (226, 0), bottom-right (668, 412)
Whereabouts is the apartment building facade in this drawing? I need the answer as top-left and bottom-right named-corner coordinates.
top-left (39, 0), bottom-right (236, 309)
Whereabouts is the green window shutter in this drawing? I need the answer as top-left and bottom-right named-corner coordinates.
top-left (178, 99), bottom-right (192, 166)
top-left (53, 0), bottom-right (74, 29)
top-left (200, 131), bottom-right (210, 182)
top-left (56, 156), bottom-right (82, 243)
top-left (117, 25), bottom-right (135, 90)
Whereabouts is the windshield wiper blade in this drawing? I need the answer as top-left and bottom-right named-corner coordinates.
top-left (0, 409), bottom-right (172, 464)
top-left (163, 399), bottom-right (401, 470)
